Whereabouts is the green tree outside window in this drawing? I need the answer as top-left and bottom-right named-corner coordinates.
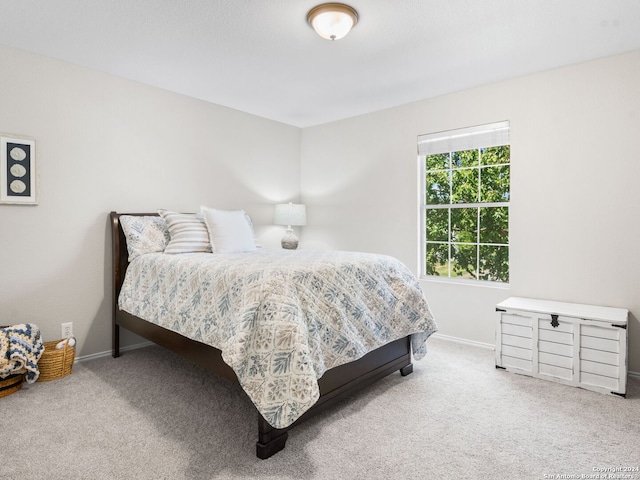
top-left (424, 145), bottom-right (510, 283)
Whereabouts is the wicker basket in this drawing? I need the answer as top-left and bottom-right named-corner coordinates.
top-left (37, 339), bottom-right (75, 382)
top-left (0, 372), bottom-right (25, 398)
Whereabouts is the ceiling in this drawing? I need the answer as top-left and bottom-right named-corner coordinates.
top-left (1, 0), bottom-right (640, 128)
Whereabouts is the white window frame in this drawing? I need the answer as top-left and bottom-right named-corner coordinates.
top-left (418, 121), bottom-right (510, 285)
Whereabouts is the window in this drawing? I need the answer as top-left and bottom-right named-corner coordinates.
top-left (418, 121), bottom-right (510, 283)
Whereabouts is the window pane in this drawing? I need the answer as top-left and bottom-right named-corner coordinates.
top-left (479, 245), bottom-right (509, 282)
top-left (452, 149), bottom-right (478, 168)
top-left (451, 208), bottom-right (477, 243)
top-left (426, 209), bottom-right (449, 242)
top-left (479, 207), bottom-right (508, 244)
top-left (426, 243), bottom-right (449, 276)
top-left (426, 170), bottom-right (450, 204)
top-left (451, 244), bottom-right (477, 279)
top-left (426, 153), bottom-right (449, 171)
top-left (451, 168), bottom-right (479, 203)
top-left (481, 145), bottom-right (510, 165)
top-left (480, 165), bottom-right (510, 202)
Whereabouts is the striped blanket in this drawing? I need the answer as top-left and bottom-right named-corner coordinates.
top-left (0, 324), bottom-right (44, 383)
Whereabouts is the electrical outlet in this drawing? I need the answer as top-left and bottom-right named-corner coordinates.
top-left (61, 322), bottom-right (73, 339)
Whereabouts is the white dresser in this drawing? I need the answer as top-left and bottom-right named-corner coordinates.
top-left (495, 297), bottom-right (628, 397)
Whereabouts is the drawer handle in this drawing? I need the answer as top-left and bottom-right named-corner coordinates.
top-left (550, 314), bottom-right (559, 328)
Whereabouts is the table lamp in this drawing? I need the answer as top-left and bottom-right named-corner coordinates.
top-left (274, 202), bottom-right (306, 249)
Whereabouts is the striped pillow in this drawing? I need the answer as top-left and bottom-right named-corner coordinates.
top-left (158, 209), bottom-right (212, 254)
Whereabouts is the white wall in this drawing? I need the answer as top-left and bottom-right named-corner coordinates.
top-left (301, 50), bottom-right (640, 372)
top-left (3, 42), bottom-right (639, 374)
top-left (0, 45), bottom-right (301, 357)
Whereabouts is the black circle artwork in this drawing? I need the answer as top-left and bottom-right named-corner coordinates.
top-left (6, 142), bottom-right (31, 197)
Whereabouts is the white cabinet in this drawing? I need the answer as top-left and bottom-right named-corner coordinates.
top-left (496, 297), bottom-right (628, 397)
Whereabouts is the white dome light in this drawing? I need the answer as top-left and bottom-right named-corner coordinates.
top-left (307, 3), bottom-right (359, 41)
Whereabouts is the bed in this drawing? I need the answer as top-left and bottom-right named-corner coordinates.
top-left (110, 211), bottom-right (436, 458)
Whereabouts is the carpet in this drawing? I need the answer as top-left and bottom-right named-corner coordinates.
top-left (1, 337), bottom-right (638, 480)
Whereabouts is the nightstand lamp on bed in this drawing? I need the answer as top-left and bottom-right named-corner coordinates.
top-left (274, 202), bottom-right (306, 249)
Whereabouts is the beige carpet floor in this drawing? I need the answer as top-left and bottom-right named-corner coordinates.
top-left (2, 337), bottom-right (639, 480)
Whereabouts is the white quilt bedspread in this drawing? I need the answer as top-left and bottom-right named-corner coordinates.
top-left (118, 249), bottom-right (437, 428)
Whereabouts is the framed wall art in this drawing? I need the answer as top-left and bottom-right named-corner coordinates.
top-left (0, 135), bottom-right (37, 205)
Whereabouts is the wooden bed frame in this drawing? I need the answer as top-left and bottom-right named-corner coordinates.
top-left (110, 211), bottom-right (414, 459)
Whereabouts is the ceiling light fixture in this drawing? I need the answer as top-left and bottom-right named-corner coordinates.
top-left (307, 3), bottom-right (359, 41)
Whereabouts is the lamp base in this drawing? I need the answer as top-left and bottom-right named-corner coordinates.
top-left (281, 230), bottom-right (299, 250)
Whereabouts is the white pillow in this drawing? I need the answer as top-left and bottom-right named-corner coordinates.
top-left (158, 209), bottom-right (212, 254)
top-left (120, 215), bottom-right (170, 261)
top-left (201, 206), bottom-right (256, 253)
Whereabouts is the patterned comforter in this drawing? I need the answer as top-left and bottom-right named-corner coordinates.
top-left (119, 249), bottom-right (437, 428)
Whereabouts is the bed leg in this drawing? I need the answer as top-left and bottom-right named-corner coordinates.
top-left (112, 323), bottom-right (120, 358)
top-left (400, 363), bottom-right (413, 376)
top-left (256, 416), bottom-right (288, 459)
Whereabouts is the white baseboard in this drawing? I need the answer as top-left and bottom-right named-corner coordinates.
top-left (75, 341), bottom-right (154, 364)
top-left (431, 332), bottom-right (494, 350)
top-left (431, 333), bottom-right (640, 378)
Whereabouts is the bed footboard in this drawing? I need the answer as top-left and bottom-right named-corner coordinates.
top-left (256, 335), bottom-right (412, 458)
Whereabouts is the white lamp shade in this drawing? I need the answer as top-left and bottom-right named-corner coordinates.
top-left (274, 203), bottom-right (307, 227)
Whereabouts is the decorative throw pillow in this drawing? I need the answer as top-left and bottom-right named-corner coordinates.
top-left (239, 210), bottom-right (261, 248)
top-left (201, 206), bottom-right (257, 253)
top-left (120, 215), bottom-right (170, 261)
top-left (158, 209), bottom-right (212, 254)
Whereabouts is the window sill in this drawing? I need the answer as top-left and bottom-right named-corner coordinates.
top-left (419, 275), bottom-right (510, 289)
